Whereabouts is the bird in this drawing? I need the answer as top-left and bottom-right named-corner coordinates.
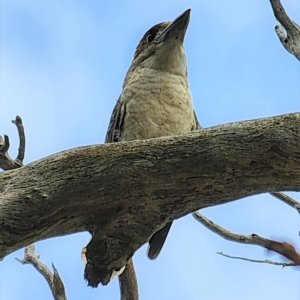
top-left (105, 8), bottom-right (201, 260)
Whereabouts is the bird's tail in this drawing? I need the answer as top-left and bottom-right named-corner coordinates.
top-left (147, 221), bottom-right (173, 260)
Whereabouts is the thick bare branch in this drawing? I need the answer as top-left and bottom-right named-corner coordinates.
top-left (1, 115), bottom-right (138, 300)
top-left (0, 113), bottom-right (299, 286)
top-left (193, 211), bottom-right (300, 265)
top-left (0, 116), bottom-right (25, 170)
top-left (269, 0), bottom-right (300, 60)
top-left (16, 244), bottom-right (67, 300)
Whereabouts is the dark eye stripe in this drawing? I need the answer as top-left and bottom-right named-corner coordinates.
top-left (133, 22), bottom-right (169, 60)
top-left (143, 22), bottom-right (167, 43)
top-left (145, 27), bottom-right (158, 43)
top-left (146, 33), bottom-right (155, 43)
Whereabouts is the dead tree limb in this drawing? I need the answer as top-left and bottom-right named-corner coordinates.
top-left (119, 259), bottom-right (139, 300)
top-left (0, 112), bottom-right (299, 287)
top-left (16, 245), bottom-right (67, 300)
top-left (1, 117), bottom-right (68, 299)
top-left (1, 116), bottom-right (137, 300)
top-left (193, 210), bottom-right (300, 266)
top-left (269, 0), bottom-right (300, 60)
top-left (0, 116), bottom-right (25, 170)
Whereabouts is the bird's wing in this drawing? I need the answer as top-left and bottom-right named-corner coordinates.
top-left (193, 109), bottom-right (202, 130)
top-left (147, 221), bottom-right (172, 260)
top-left (105, 97), bottom-right (126, 143)
top-left (147, 109), bottom-right (202, 260)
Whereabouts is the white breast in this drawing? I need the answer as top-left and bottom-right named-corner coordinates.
top-left (120, 66), bottom-right (195, 141)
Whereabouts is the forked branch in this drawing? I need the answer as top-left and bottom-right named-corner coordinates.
top-left (193, 191), bottom-right (300, 266)
top-left (0, 116), bottom-right (25, 170)
top-left (269, 0), bottom-right (300, 60)
top-left (16, 244), bottom-right (67, 300)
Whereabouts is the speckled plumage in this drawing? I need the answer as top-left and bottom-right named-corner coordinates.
top-left (120, 66), bottom-right (196, 141)
top-left (105, 9), bottom-right (201, 259)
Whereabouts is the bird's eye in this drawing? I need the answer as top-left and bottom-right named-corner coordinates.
top-left (146, 33), bottom-right (155, 43)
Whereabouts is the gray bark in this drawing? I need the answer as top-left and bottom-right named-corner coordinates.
top-left (1, 112), bottom-right (299, 285)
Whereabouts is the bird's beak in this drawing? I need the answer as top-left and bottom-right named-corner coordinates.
top-left (156, 9), bottom-right (191, 44)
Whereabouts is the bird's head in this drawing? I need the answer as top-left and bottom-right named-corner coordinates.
top-left (127, 9), bottom-right (191, 78)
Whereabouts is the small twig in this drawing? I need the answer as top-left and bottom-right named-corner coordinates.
top-left (269, 0), bottom-right (300, 61)
top-left (0, 115), bottom-right (25, 170)
top-left (16, 244), bottom-right (67, 300)
top-left (217, 251), bottom-right (296, 267)
top-left (270, 192), bottom-right (300, 214)
top-left (12, 115), bottom-right (25, 162)
top-left (193, 211), bottom-right (300, 265)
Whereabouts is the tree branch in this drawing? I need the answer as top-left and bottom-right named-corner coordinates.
top-left (1, 116), bottom-right (138, 300)
top-left (1, 117), bottom-right (67, 299)
top-left (119, 259), bottom-right (139, 300)
top-left (0, 113), bottom-right (299, 287)
top-left (269, 0), bottom-right (300, 60)
top-left (270, 192), bottom-right (300, 214)
top-left (16, 244), bottom-right (67, 300)
top-left (11, 115), bottom-right (26, 162)
top-left (216, 252), bottom-right (296, 267)
top-left (0, 116), bottom-right (25, 170)
top-left (193, 211), bottom-right (300, 265)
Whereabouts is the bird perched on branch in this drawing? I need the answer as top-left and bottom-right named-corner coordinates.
top-left (105, 9), bottom-right (201, 260)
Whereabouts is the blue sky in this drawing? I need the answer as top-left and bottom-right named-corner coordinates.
top-left (1, 0), bottom-right (299, 299)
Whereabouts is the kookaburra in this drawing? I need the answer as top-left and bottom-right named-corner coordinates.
top-left (105, 8), bottom-right (201, 260)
